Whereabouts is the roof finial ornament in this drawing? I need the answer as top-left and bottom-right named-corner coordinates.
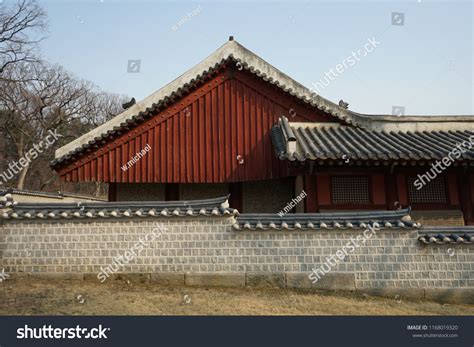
top-left (122, 97), bottom-right (136, 110)
top-left (229, 36), bottom-right (234, 41)
top-left (338, 99), bottom-right (349, 109)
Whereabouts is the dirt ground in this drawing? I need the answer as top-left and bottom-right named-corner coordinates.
top-left (0, 278), bottom-right (473, 315)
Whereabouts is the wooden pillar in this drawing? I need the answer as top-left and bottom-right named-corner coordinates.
top-left (447, 172), bottom-right (460, 206)
top-left (458, 170), bottom-right (474, 225)
top-left (108, 182), bottom-right (117, 201)
top-left (316, 174), bottom-right (331, 206)
top-left (165, 183), bottom-right (180, 201)
top-left (229, 182), bottom-right (243, 213)
top-left (396, 173), bottom-right (408, 207)
top-left (304, 175), bottom-right (318, 212)
top-left (295, 176), bottom-right (304, 213)
top-left (371, 173), bottom-right (386, 206)
top-left (385, 172), bottom-right (398, 210)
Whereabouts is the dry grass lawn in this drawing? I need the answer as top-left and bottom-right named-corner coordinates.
top-left (1, 278), bottom-right (473, 315)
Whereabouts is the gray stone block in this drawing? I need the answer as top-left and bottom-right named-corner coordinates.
top-left (114, 273), bottom-right (151, 283)
top-left (285, 272), bottom-right (313, 289)
top-left (185, 273), bottom-right (245, 287)
top-left (425, 288), bottom-right (474, 304)
top-left (357, 288), bottom-right (425, 301)
top-left (246, 272), bottom-right (285, 288)
top-left (7, 272), bottom-right (29, 280)
top-left (151, 273), bottom-right (185, 286)
top-left (286, 272), bottom-right (355, 290)
top-left (28, 273), bottom-right (84, 280)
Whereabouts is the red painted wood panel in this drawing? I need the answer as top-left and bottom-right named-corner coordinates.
top-left (371, 173), bottom-right (386, 205)
top-left (316, 174), bottom-right (331, 205)
top-left (56, 67), bottom-right (337, 183)
top-left (396, 173), bottom-right (408, 206)
top-left (447, 172), bottom-right (459, 205)
top-left (304, 175), bottom-right (318, 212)
top-left (384, 172), bottom-right (398, 210)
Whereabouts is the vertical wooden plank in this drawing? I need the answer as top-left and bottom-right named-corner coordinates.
top-left (147, 128), bottom-right (154, 183)
top-left (78, 164), bottom-right (84, 181)
top-left (134, 134), bottom-right (141, 183)
top-left (256, 91), bottom-right (263, 181)
top-left (128, 138), bottom-right (134, 182)
top-left (154, 124), bottom-right (160, 182)
top-left (199, 96), bottom-right (206, 182)
top-left (236, 80), bottom-right (244, 182)
top-left (109, 150), bottom-right (115, 182)
top-left (249, 88), bottom-right (257, 180)
top-left (115, 146), bottom-right (121, 183)
top-left (185, 103), bottom-right (193, 183)
top-left (179, 110), bottom-right (186, 182)
top-left (103, 153), bottom-right (109, 181)
top-left (243, 83), bottom-right (250, 180)
top-left (218, 83), bottom-right (225, 182)
top-left (211, 87), bottom-right (219, 182)
top-left (192, 100), bottom-right (199, 183)
top-left (205, 91), bottom-right (213, 182)
top-left (141, 132), bottom-right (147, 182)
top-left (262, 96), bottom-right (269, 179)
top-left (97, 156), bottom-right (103, 182)
top-left (121, 142), bottom-right (128, 182)
top-left (269, 99), bottom-right (277, 178)
top-left (167, 117), bottom-right (173, 182)
top-left (225, 79), bottom-right (232, 180)
top-left (161, 121), bottom-right (167, 182)
top-left (171, 112), bottom-right (178, 182)
top-left (138, 132), bottom-right (144, 182)
top-left (84, 161), bottom-right (90, 181)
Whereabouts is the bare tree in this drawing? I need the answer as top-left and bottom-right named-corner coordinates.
top-left (0, 0), bottom-right (47, 75)
top-left (0, 61), bottom-right (127, 189)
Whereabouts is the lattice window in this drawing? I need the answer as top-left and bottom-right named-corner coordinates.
top-left (331, 176), bottom-right (370, 204)
top-left (408, 176), bottom-right (447, 204)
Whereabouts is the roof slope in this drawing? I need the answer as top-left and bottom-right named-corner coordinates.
top-left (54, 38), bottom-right (474, 164)
top-left (418, 226), bottom-right (474, 244)
top-left (0, 194), bottom-right (236, 219)
top-left (273, 117), bottom-right (474, 163)
top-left (234, 208), bottom-right (417, 230)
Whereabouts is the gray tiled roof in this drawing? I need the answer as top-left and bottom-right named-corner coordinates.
top-left (2, 192), bottom-right (419, 230)
top-left (272, 117), bottom-right (474, 163)
top-left (0, 188), bottom-right (105, 201)
top-left (233, 208), bottom-right (418, 230)
top-left (418, 226), bottom-right (474, 244)
top-left (0, 194), bottom-right (237, 219)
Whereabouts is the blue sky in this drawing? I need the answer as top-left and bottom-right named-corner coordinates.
top-left (37, 0), bottom-right (473, 115)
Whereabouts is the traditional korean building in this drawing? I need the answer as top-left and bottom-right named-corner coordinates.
top-left (51, 38), bottom-right (474, 226)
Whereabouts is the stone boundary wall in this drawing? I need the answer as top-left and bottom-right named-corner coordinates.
top-left (0, 216), bottom-right (472, 303)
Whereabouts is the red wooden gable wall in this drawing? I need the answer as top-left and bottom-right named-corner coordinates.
top-left (56, 66), bottom-right (338, 183)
